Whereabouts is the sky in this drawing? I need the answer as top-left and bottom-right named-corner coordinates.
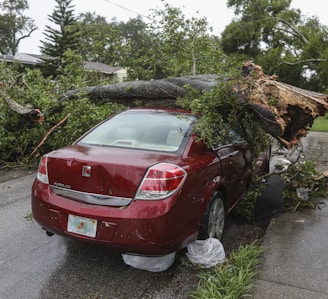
top-left (19, 0), bottom-right (328, 54)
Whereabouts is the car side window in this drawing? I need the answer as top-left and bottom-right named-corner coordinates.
top-left (212, 129), bottom-right (245, 149)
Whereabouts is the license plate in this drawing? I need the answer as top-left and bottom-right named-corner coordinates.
top-left (67, 214), bottom-right (97, 238)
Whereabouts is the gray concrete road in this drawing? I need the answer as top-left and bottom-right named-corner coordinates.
top-left (0, 173), bottom-right (198, 299)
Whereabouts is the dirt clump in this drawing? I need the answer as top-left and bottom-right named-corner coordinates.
top-left (222, 214), bottom-right (268, 254)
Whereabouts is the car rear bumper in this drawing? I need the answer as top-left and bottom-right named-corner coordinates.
top-left (31, 180), bottom-right (197, 255)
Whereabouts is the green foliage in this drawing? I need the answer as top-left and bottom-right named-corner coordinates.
top-left (77, 12), bottom-right (124, 66)
top-left (149, 3), bottom-right (219, 78)
top-left (116, 18), bottom-right (163, 80)
top-left (282, 159), bottom-right (328, 212)
top-left (0, 0), bottom-right (37, 55)
top-left (191, 241), bottom-right (263, 299)
top-left (0, 62), bottom-right (58, 162)
top-left (0, 56), bottom-right (122, 166)
top-left (311, 115), bottom-right (328, 132)
top-left (40, 0), bottom-right (81, 77)
top-left (222, 0), bottom-right (328, 92)
top-left (56, 49), bottom-right (86, 90)
top-left (76, 3), bottom-right (227, 80)
top-left (178, 69), bottom-right (271, 155)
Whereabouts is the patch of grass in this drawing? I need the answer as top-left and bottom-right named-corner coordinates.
top-left (311, 116), bottom-right (328, 132)
top-left (191, 240), bottom-right (263, 299)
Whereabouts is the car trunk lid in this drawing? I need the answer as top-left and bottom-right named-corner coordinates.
top-left (47, 144), bottom-right (181, 201)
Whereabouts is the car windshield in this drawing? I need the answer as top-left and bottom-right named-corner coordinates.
top-left (78, 109), bottom-right (195, 152)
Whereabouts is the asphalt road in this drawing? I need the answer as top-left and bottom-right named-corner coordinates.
top-left (0, 172), bottom-right (198, 299)
top-left (2, 131), bottom-right (327, 299)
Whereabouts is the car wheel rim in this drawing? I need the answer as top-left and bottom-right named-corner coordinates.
top-left (208, 197), bottom-right (225, 239)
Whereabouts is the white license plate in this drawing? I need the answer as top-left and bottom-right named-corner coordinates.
top-left (67, 214), bottom-right (97, 238)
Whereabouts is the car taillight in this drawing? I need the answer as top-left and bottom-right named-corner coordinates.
top-left (37, 155), bottom-right (49, 184)
top-left (135, 163), bottom-right (187, 200)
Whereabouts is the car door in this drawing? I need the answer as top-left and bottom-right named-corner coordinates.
top-left (213, 131), bottom-right (252, 211)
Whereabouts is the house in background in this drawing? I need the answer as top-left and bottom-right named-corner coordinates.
top-left (0, 53), bottom-right (128, 83)
top-left (83, 61), bottom-right (127, 82)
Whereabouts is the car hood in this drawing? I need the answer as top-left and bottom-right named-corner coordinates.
top-left (47, 144), bottom-right (181, 198)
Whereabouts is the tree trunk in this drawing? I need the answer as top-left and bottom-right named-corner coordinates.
top-left (246, 78), bottom-right (328, 148)
top-left (57, 74), bottom-right (218, 105)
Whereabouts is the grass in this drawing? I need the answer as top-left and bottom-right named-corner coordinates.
top-left (191, 240), bottom-right (264, 299)
top-left (311, 116), bottom-right (328, 132)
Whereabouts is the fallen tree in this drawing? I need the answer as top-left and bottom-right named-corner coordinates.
top-left (4, 62), bottom-right (328, 148)
top-left (55, 62), bottom-right (328, 148)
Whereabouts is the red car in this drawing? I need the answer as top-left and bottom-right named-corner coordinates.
top-left (32, 107), bottom-right (269, 255)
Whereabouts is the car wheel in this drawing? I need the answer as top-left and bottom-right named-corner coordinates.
top-left (198, 191), bottom-right (226, 240)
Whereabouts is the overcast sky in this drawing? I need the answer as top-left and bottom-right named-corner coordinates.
top-left (19, 0), bottom-right (328, 54)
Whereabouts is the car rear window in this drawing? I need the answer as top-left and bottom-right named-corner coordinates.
top-left (78, 110), bottom-right (195, 152)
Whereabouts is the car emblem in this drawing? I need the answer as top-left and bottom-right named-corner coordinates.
top-left (82, 165), bottom-right (91, 177)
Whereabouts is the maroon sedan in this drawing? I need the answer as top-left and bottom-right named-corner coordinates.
top-left (32, 107), bottom-right (269, 255)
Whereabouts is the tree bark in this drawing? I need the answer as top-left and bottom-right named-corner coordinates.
top-left (240, 61), bottom-right (328, 147)
top-left (57, 74), bottom-right (218, 106)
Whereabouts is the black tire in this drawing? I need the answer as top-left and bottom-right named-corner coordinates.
top-left (198, 191), bottom-right (226, 240)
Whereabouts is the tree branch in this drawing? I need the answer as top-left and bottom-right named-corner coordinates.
top-left (276, 58), bottom-right (326, 68)
top-left (27, 113), bottom-right (71, 159)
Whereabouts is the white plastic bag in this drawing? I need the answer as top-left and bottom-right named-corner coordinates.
top-left (121, 252), bottom-right (176, 272)
top-left (186, 238), bottom-right (225, 268)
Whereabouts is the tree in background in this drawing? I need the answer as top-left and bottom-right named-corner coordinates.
top-left (0, 0), bottom-right (37, 55)
top-left (112, 17), bottom-right (163, 80)
top-left (221, 0), bottom-right (328, 92)
top-left (40, 0), bottom-right (81, 77)
top-left (77, 14), bottom-right (162, 80)
top-left (150, 3), bottom-right (220, 78)
top-left (77, 12), bottom-right (123, 65)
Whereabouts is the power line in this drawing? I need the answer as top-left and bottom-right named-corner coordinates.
top-left (103, 0), bottom-right (151, 20)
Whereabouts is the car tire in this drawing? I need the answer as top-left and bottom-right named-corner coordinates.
top-left (198, 191), bottom-right (226, 240)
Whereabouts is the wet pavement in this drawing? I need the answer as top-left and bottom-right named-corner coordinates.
top-left (301, 131), bottom-right (328, 173)
top-left (1, 131), bottom-right (328, 298)
top-left (253, 131), bottom-right (328, 298)
top-left (0, 173), bottom-right (198, 299)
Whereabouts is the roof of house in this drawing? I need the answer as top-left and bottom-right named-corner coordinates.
top-left (83, 61), bottom-right (124, 74)
top-left (0, 53), bottom-right (125, 74)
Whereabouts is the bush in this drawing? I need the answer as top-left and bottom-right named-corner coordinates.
top-left (0, 55), bottom-right (123, 167)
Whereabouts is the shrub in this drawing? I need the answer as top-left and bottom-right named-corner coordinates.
top-left (0, 54), bottom-right (123, 166)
